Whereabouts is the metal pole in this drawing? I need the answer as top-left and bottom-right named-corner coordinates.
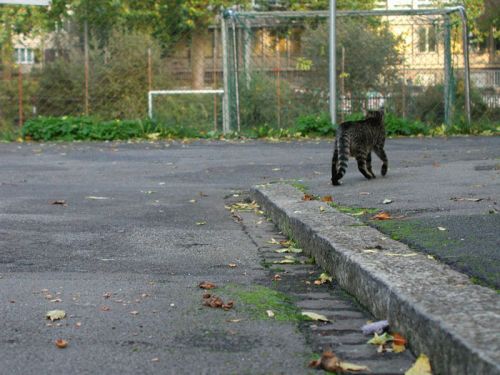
top-left (221, 14), bottom-right (230, 133)
top-left (443, 15), bottom-right (452, 127)
top-left (329, 0), bottom-right (337, 126)
top-left (84, 19), bottom-right (89, 116)
top-left (231, 17), bottom-right (241, 132)
top-left (148, 92), bottom-right (153, 119)
top-left (18, 63), bottom-right (23, 126)
top-left (457, 6), bottom-right (471, 127)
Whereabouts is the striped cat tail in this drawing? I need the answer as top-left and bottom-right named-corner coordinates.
top-left (337, 128), bottom-right (350, 178)
top-left (332, 128), bottom-right (349, 185)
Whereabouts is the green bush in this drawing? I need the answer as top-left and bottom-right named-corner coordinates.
top-left (384, 112), bottom-right (429, 136)
top-left (22, 116), bottom-right (157, 141)
top-left (292, 112), bottom-right (333, 136)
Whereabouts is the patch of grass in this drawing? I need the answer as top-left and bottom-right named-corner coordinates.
top-left (371, 219), bottom-right (460, 250)
top-left (328, 202), bottom-right (378, 216)
top-left (222, 284), bottom-right (307, 322)
top-left (290, 181), bottom-right (309, 193)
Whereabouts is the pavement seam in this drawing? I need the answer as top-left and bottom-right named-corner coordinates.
top-left (251, 183), bottom-right (500, 375)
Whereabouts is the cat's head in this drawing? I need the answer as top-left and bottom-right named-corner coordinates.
top-left (366, 108), bottom-right (384, 122)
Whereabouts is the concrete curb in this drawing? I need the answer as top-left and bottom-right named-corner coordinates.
top-left (251, 183), bottom-right (500, 375)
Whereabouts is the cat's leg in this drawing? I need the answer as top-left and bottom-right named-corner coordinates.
top-left (331, 143), bottom-right (340, 185)
top-left (356, 153), bottom-right (373, 180)
top-left (366, 152), bottom-right (376, 178)
top-left (374, 146), bottom-right (388, 176)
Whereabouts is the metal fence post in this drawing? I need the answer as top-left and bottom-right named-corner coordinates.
top-left (221, 13), bottom-right (230, 134)
top-left (443, 14), bottom-right (452, 127)
top-left (329, 0), bottom-right (337, 126)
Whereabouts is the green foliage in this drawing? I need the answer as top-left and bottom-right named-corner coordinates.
top-left (293, 113), bottom-right (333, 136)
top-left (384, 112), bottom-right (429, 136)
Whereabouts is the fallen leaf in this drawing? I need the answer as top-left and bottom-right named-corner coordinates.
top-left (405, 354), bottom-right (432, 375)
top-left (130, 311), bottom-right (139, 315)
top-left (437, 226), bottom-right (447, 231)
top-left (51, 200), bottom-right (67, 206)
top-left (319, 206), bottom-right (326, 213)
top-left (368, 332), bottom-right (393, 345)
top-left (266, 310), bottom-right (275, 318)
top-left (228, 263), bottom-right (237, 268)
top-left (450, 197), bottom-right (482, 202)
top-left (272, 274), bottom-right (282, 281)
top-left (314, 272), bottom-right (333, 285)
top-left (103, 292), bottom-right (112, 299)
top-left (385, 252), bottom-right (418, 257)
top-left (226, 319), bottom-right (243, 323)
top-left (309, 351), bottom-right (369, 373)
top-left (46, 310), bottom-right (66, 321)
top-left (151, 358), bottom-right (160, 362)
top-left (189, 199), bottom-right (197, 203)
top-left (339, 361), bottom-right (370, 372)
top-left (55, 339), bottom-right (68, 349)
top-left (75, 322), bottom-right (82, 328)
top-left (100, 306), bottom-right (111, 312)
top-left (272, 168), bottom-right (281, 171)
top-left (301, 312), bottom-right (330, 322)
top-left (383, 199), bottom-right (393, 204)
top-left (267, 238), bottom-right (280, 245)
top-left (198, 281), bottom-right (217, 290)
top-left (85, 196), bottom-right (110, 200)
top-left (321, 195), bottom-right (333, 202)
top-left (393, 343), bottom-right (406, 353)
top-left (392, 333), bottom-right (407, 346)
top-left (302, 194), bottom-right (316, 201)
top-left (274, 255), bottom-right (298, 264)
top-left (196, 221), bottom-right (207, 226)
top-left (50, 298), bottom-right (62, 303)
top-left (372, 212), bottom-right (392, 220)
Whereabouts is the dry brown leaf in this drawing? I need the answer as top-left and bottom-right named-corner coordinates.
top-left (372, 212), bottom-right (392, 220)
top-left (321, 195), bottom-right (333, 202)
top-left (302, 194), bottom-right (316, 201)
top-left (198, 281), bottom-right (217, 290)
top-left (309, 350), bottom-right (368, 373)
top-left (103, 292), bottom-right (112, 299)
top-left (228, 263), bottom-right (237, 268)
top-left (272, 274), bottom-right (282, 281)
top-left (51, 200), bottom-right (67, 206)
top-left (55, 339), bottom-right (68, 349)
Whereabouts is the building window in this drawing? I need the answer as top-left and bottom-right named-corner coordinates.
top-left (14, 48), bottom-right (35, 64)
top-left (417, 26), bottom-right (436, 52)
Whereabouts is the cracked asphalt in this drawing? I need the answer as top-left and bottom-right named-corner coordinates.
top-left (0, 136), bottom-right (498, 374)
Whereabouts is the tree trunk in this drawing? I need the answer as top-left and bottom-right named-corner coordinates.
top-left (191, 30), bottom-right (205, 89)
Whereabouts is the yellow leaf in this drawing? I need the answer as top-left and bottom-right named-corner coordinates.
top-left (405, 354), bottom-right (432, 375)
top-left (367, 332), bottom-right (393, 345)
top-left (393, 343), bottom-right (406, 353)
top-left (46, 310), bottom-right (66, 321)
top-left (301, 311), bottom-right (330, 322)
top-left (339, 361), bottom-right (369, 372)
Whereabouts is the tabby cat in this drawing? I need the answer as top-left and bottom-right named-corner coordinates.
top-left (331, 109), bottom-right (388, 185)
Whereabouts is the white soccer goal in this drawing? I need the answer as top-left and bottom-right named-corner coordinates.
top-left (148, 89), bottom-right (227, 133)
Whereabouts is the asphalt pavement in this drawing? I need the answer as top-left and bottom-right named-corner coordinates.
top-left (0, 136), bottom-right (498, 373)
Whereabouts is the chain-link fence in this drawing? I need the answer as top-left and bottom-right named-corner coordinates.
top-left (222, 8), bottom-right (498, 132)
top-left (1, 5), bottom-right (498, 135)
top-left (0, 6), bottom-right (225, 133)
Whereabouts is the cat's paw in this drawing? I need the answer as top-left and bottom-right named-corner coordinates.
top-left (331, 180), bottom-right (342, 186)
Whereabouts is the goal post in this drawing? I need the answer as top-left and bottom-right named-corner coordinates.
top-left (148, 89), bottom-right (227, 133)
